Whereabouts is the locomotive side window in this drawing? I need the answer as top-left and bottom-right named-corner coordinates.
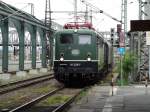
top-left (60, 34), bottom-right (73, 44)
top-left (78, 35), bottom-right (91, 45)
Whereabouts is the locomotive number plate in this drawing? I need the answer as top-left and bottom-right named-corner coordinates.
top-left (70, 63), bottom-right (81, 67)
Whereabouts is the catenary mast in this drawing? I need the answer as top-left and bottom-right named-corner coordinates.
top-left (74, 0), bottom-right (78, 22)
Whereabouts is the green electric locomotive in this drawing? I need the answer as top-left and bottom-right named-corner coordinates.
top-left (53, 22), bottom-right (112, 85)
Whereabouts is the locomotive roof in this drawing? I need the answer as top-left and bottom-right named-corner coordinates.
top-left (55, 29), bottom-right (96, 34)
top-left (54, 29), bottom-right (106, 41)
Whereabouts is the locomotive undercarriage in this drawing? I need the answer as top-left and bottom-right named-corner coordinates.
top-left (54, 61), bottom-right (107, 86)
top-left (55, 72), bottom-right (99, 86)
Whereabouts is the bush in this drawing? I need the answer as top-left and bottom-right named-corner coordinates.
top-left (117, 51), bottom-right (137, 85)
top-left (117, 79), bottom-right (129, 86)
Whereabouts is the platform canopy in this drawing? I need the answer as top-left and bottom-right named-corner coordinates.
top-left (0, 1), bottom-right (49, 30)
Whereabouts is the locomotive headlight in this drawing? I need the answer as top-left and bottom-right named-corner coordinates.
top-left (87, 53), bottom-right (91, 61)
top-left (60, 53), bottom-right (64, 61)
top-left (60, 57), bottom-right (64, 61)
top-left (87, 57), bottom-right (91, 61)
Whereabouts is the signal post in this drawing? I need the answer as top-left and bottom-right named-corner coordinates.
top-left (117, 24), bottom-right (125, 86)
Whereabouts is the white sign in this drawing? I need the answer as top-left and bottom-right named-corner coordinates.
top-left (146, 32), bottom-right (150, 45)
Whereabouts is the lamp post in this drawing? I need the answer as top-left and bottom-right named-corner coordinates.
top-left (117, 24), bottom-right (125, 86)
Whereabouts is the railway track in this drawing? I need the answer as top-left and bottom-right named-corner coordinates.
top-left (8, 87), bottom-right (84, 112)
top-left (0, 74), bottom-right (54, 95)
top-left (52, 89), bottom-right (83, 112)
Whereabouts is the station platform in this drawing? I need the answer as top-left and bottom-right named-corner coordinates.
top-left (0, 68), bottom-right (53, 86)
top-left (68, 85), bottom-right (150, 112)
top-left (0, 61), bottom-right (43, 73)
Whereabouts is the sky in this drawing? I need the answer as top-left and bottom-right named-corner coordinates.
top-left (2, 0), bottom-right (139, 31)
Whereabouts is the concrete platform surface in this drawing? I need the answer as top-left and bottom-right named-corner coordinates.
top-left (0, 70), bottom-right (53, 85)
top-left (67, 85), bottom-right (150, 112)
top-left (0, 61), bottom-right (43, 73)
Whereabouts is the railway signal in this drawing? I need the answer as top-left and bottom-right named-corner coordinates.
top-left (110, 28), bottom-right (115, 44)
top-left (111, 28), bottom-right (115, 38)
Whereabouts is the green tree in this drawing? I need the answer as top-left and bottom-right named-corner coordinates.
top-left (117, 51), bottom-right (137, 85)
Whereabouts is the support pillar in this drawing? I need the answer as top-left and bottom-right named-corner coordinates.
top-left (1, 17), bottom-right (8, 72)
top-left (31, 26), bottom-right (37, 69)
top-left (18, 22), bottom-right (25, 70)
top-left (41, 30), bottom-right (47, 68)
top-left (12, 19), bottom-right (25, 71)
top-left (49, 31), bottom-right (53, 67)
top-left (50, 34), bottom-right (53, 67)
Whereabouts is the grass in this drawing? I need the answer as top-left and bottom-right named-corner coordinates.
top-left (0, 84), bottom-right (56, 108)
top-left (117, 79), bottom-right (129, 86)
top-left (74, 88), bottom-right (88, 103)
top-left (0, 94), bottom-right (28, 108)
top-left (32, 85), bottom-right (55, 93)
top-left (38, 95), bottom-right (71, 106)
top-left (39, 89), bottom-right (89, 106)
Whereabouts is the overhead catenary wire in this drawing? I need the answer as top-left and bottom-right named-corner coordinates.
top-left (80, 0), bottom-right (122, 23)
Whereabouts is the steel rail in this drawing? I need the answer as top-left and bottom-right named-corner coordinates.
top-left (52, 88), bottom-right (85, 112)
top-left (0, 74), bottom-right (54, 95)
top-left (9, 87), bottom-right (64, 112)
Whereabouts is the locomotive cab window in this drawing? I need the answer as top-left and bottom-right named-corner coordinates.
top-left (78, 35), bottom-right (91, 45)
top-left (60, 34), bottom-right (73, 44)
